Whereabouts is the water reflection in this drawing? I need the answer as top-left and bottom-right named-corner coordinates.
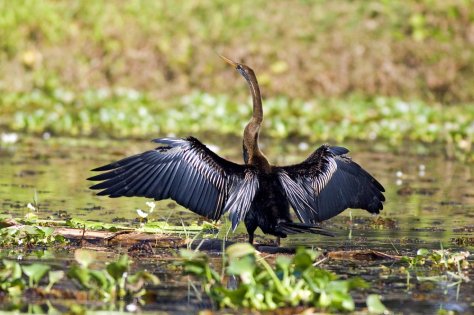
top-left (0, 135), bottom-right (473, 313)
top-left (1, 135), bottom-right (472, 246)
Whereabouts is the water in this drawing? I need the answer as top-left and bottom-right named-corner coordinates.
top-left (0, 135), bottom-right (473, 313)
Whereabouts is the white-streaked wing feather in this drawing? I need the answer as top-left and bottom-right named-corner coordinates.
top-left (89, 137), bottom-right (258, 226)
top-left (277, 145), bottom-right (385, 223)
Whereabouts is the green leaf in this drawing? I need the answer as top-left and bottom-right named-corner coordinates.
top-left (68, 304), bottom-right (86, 314)
top-left (90, 270), bottom-right (111, 289)
top-left (341, 294), bottom-right (355, 311)
top-left (179, 249), bottom-right (206, 261)
top-left (37, 226), bottom-right (55, 237)
top-left (30, 304), bottom-right (44, 314)
top-left (23, 225), bottom-right (41, 235)
top-left (275, 256), bottom-right (291, 272)
top-left (2, 260), bottom-right (22, 279)
top-left (294, 247), bottom-right (320, 271)
top-left (68, 266), bottom-right (91, 289)
top-left (24, 212), bottom-right (38, 221)
top-left (128, 270), bottom-right (160, 286)
top-left (327, 280), bottom-right (349, 293)
top-left (227, 256), bottom-right (256, 277)
top-left (367, 294), bottom-right (388, 314)
top-left (74, 249), bottom-right (97, 268)
top-left (22, 263), bottom-right (51, 287)
top-left (182, 261), bottom-right (206, 276)
top-left (106, 255), bottom-right (129, 281)
top-left (218, 285), bottom-right (248, 308)
top-left (348, 277), bottom-right (369, 290)
top-left (7, 285), bottom-right (23, 297)
top-left (416, 248), bottom-right (429, 256)
top-left (319, 290), bottom-right (331, 307)
top-left (226, 243), bottom-right (255, 260)
top-left (46, 270), bottom-right (65, 292)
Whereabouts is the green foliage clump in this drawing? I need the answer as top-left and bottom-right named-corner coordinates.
top-left (0, 259), bottom-right (61, 296)
top-left (402, 248), bottom-right (470, 271)
top-left (66, 217), bottom-right (130, 231)
top-left (180, 243), bottom-right (381, 312)
top-left (0, 225), bottom-right (67, 248)
top-left (1, 90), bottom-right (471, 160)
top-left (68, 249), bottom-right (159, 301)
top-left (399, 248), bottom-right (471, 285)
top-left (0, 250), bottom-right (158, 302)
top-left (65, 217), bottom-right (217, 236)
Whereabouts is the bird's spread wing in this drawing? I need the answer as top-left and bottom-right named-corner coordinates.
top-left (88, 137), bottom-right (258, 229)
top-left (276, 145), bottom-right (385, 223)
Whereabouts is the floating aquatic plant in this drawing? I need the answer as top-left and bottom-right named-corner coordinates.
top-left (0, 260), bottom-right (59, 296)
top-left (68, 250), bottom-right (159, 301)
top-left (402, 248), bottom-right (470, 271)
top-left (179, 243), bottom-right (386, 312)
top-left (0, 224), bottom-right (67, 248)
top-left (1, 89), bottom-right (472, 160)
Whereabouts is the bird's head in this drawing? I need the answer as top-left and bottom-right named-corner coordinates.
top-left (220, 55), bottom-right (255, 83)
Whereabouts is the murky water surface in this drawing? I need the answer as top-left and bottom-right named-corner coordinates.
top-left (1, 135), bottom-right (473, 314)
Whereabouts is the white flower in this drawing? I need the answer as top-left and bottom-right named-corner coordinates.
top-left (146, 201), bottom-right (156, 213)
top-left (42, 132), bottom-right (51, 140)
top-left (27, 203), bottom-right (36, 211)
top-left (136, 209), bottom-right (148, 218)
top-left (1, 132), bottom-right (19, 144)
top-left (138, 107), bottom-right (148, 117)
top-left (297, 289), bottom-right (312, 301)
top-left (298, 142), bottom-right (309, 151)
top-left (126, 304), bottom-right (138, 312)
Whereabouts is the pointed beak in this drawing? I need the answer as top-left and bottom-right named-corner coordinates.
top-left (219, 55), bottom-right (238, 68)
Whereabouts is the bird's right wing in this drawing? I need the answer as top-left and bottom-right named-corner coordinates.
top-left (88, 137), bottom-right (258, 230)
top-left (276, 145), bottom-right (385, 223)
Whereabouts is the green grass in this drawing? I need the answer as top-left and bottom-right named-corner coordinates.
top-left (0, 0), bottom-right (473, 103)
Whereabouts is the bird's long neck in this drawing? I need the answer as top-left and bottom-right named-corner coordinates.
top-left (248, 74), bottom-right (263, 124)
top-left (242, 69), bottom-right (270, 171)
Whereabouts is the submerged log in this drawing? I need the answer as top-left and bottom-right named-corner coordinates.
top-left (56, 227), bottom-right (401, 259)
top-left (327, 250), bottom-right (402, 261)
top-left (54, 227), bottom-right (188, 248)
top-left (1, 221), bottom-right (402, 260)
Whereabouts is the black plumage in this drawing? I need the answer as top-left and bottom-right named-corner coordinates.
top-left (89, 56), bottom-right (385, 245)
top-left (90, 137), bottom-right (259, 224)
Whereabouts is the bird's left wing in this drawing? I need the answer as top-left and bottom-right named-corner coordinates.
top-left (88, 137), bottom-right (258, 229)
top-left (275, 145), bottom-right (385, 223)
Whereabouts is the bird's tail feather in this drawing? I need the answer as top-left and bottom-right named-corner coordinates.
top-left (277, 222), bottom-right (334, 237)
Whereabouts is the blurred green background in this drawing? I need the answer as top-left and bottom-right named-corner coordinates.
top-left (0, 0), bottom-right (472, 158)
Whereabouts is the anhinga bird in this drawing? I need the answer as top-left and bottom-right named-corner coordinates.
top-left (88, 56), bottom-right (385, 245)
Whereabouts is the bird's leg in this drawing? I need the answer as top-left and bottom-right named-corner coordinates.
top-left (248, 233), bottom-right (254, 245)
top-left (245, 219), bottom-right (258, 246)
top-left (275, 236), bottom-right (280, 247)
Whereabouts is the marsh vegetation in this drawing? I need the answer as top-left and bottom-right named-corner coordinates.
top-left (1, 0), bottom-right (473, 313)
